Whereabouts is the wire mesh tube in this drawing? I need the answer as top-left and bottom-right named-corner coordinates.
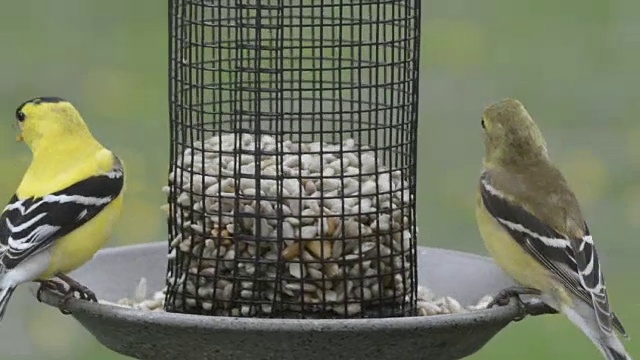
top-left (165, 0), bottom-right (421, 319)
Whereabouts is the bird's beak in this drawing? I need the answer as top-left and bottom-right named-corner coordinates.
top-left (14, 121), bottom-right (23, 142)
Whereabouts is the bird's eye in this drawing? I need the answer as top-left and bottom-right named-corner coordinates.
top-left (16, 111), bottom-right (26, 122)
top-left (481, 118), bottom-right (486, 129)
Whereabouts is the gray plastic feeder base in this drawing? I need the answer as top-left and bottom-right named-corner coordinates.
top-left (38, 242), bottom-right (542, 360)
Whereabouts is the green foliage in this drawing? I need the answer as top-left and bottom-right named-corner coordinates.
top-left (0, 0), bottom-right (637, 359)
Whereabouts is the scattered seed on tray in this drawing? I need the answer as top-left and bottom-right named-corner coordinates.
top-left (103, 278), bottom-right (495, 316)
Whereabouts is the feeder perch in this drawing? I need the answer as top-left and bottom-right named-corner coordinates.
top-left (36, 0), bottom-right (559, 359)
top-left (37, 242), bottom-right (554, 360)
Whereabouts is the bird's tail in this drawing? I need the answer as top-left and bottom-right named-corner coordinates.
top-left (599, 341), bottom-right (632, 360)
top-left (0, 285), bottom-right (16, 322)
top-left (563, 305), bottom-right (632, 360)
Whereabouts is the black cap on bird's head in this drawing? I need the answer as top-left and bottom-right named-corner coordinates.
top-left (16, 97), bottom-right (67, 119)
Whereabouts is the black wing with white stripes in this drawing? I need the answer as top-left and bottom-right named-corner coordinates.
top-left (0, 161), bottom-right (124, 270)
top-left (479, 173), bottom-right (626, 336)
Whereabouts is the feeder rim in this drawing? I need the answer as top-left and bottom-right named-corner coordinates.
top-left (38, 242), bottom-right (546, 331)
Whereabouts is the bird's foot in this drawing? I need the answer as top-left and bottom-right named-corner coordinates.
top-left (57, 292), bottom-right (75, 315)
top-left (486, 286), bottom-right (541, 308)
top-left (486, 286), bottom-right (542, 321)
top-left (55, 273), bottom-right (98, 302)
top-left (54, 273), bottom-right (98, 315)
top-left (34, 279), bottom-right (68, 302)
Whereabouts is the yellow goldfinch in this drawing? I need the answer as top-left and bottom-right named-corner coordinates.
top-left (0, 96), bottom-right (124, 321)
top-left (475, 98), bottom-right (631, 360)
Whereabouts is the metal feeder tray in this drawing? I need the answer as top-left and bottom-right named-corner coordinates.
top-left (38, 242), bottom-right (553, 360)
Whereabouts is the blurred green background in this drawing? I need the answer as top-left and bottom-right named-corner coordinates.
top-left (0, 0), bottom-right (638, 359)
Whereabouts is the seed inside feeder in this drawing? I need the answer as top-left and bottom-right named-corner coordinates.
top-left (163, 133), bottom-right (418, 318)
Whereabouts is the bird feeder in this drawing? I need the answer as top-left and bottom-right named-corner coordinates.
top-left (36, 0), bottom-right (556, 359)
top-left (164, 0), bottom-right (422, 319)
